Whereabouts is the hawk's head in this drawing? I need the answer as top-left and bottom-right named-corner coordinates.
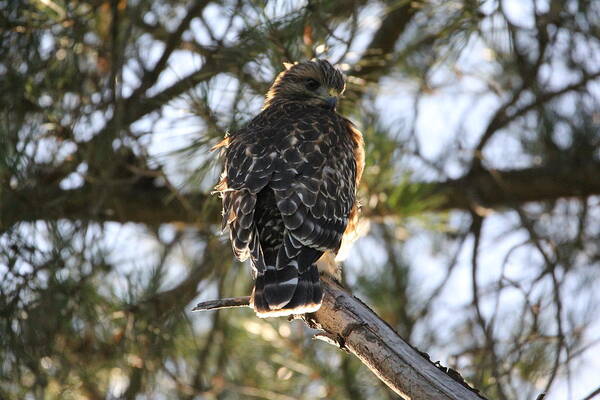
top-left (263, 59), bottom-right (346, 111)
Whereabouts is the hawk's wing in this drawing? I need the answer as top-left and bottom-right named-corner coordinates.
top-left (218, 125), bottom-right (276, 269)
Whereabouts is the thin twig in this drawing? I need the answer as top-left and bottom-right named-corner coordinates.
top-left (470, 214), bottom-right (509, 400)
top-left (581, 386), bottom-right (600, 400)
top-left (192, 296), bottom-right (251, 311)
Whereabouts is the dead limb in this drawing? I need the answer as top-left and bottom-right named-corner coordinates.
top-left (193, 276), bottom-right (486, 400)
top-left (192, 296), bottom-right (251, 311)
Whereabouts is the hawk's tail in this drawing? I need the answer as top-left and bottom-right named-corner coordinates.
top-left (252, 264), bottom-right (323, 318)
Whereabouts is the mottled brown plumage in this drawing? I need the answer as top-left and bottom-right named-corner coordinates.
top-left (216, 59), bottom-right (364, 317)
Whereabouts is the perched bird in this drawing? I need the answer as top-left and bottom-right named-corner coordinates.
top-left (215, 59), bottom-right (364, 317)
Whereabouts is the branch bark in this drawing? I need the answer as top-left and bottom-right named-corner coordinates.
top-left (0, 183), bottom-right (216, 229)
top-left (193, 276), bottom-right (487, 400)
top-left (352, 2), bottom-right (417, 79)
top-left (5, 161), bottom-right (599, 229)
top-left (308, 276), bottom-right (487, 399)
top-left (193, 296), bottom-right (251, 311)
top-left (369, 160), bottom-right (600, 218)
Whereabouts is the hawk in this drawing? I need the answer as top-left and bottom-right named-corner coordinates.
top-left (216, 59), bottom-right (364, 317)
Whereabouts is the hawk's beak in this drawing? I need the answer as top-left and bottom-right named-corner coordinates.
top-left (324, 96), bottom-right (337, 110)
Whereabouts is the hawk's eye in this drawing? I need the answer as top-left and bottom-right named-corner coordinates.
top-left (305, 79), bottom-right (320, 91)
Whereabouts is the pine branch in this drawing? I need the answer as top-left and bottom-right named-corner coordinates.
top-left (368, 160), bottom-right (600, 218)
top-left (4, 161), bottom-right (600, 229)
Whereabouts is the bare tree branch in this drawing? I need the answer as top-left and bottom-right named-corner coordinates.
top-left (303, 276), bottom-right (488, 399)
top-left (128, 1), bottom-right (211, 101)
top-left (194, 276), bottom-right (488, 400)
top-left (470, 215), bottom-right (509, 400)
top-left (4, 161), bottom-right (600, 230)
top-left (370, 160), bottom-right (600, 217)
top-left (352, 2), bottom-right (417, 79)
top-left (193, 296), bottom-right (251, 311)
top-left (471, 69), bottom-right (600, 170)
top-left (581, 386), bottom-right (600, 400)
top-left (0, 184), bottom-right (215, 229)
